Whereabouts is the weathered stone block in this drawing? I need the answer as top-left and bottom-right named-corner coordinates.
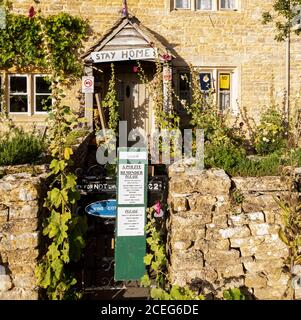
top-left (9, 202), bottom-right (40, 220)
top-left (228, 212), bottom-right (265, 227)
top-left (253, 286), bottom-right (287, 300)
top-left (249, 223), bottom-right (271, 236)
top-left (12, 275), bottom-right (37, 289)
top-left (205, 249), bottom-right (240, 265)
top-left (170, 250), bottom-right (204, 271)
top-left (187, 195), bottom-right (216, 212)
top-left (232, 176), bottom-right (289, 192)
top-left (170, 197), bottom-right (188, 212)
top-left (0, 219), bottom-right (38, 236)
top-left (242, 194), bottom-right (280, 212)
top-left (0, 275), bottom-right (13, 292)
top-left (0, 288), bottom-right (38, 300)
top-left (245, 273), bottom-right (268, 289)
top-left (173, 240), bottom-right (192, 251)
top-left (267, 270), bottom-right (290, 287)
top-left (243, 259), bottom-right (285, 273)
top-left (0, 232), bottom-right (39, 252)
top-left (230, 236), bottom-right (265, 249)
top-left (216, 263), bottom-right (244, 278)
top-left (169, 169), bottom-right (231, 195)
top-left (219, 226), bottom-right (251, 239)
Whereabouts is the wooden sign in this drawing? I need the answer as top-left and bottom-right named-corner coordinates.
top-left (114, 147), bottom-right (148, 281)
top-left (91, 48), bottom-right (156, 63)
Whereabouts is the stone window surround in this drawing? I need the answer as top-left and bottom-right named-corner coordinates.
top-left (171, 0), bottom-right (240, 12)
top-left (0, 73), bottom-right (51, 116)
top-left (175, 66), bottom-right (239, 114)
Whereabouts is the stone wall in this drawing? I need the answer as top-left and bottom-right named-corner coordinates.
top-left (0, 132), bottom-right (91, 300)
top-left (0, 166), bottom-right (48, 300)
top-left (168, 163), bottom-right (301, 300)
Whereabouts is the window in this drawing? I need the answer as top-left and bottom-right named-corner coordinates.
top-left (196, 0), bottom-right (212, 10)
top-left (179, 72), bottom-right (191, 104)
top-left (176, 67), bottom-right (238, 113)
top-left (175, 0), bottom-right (190, 9)
top-left (220, 0), bottom-right (236, 10)
top-left (3, 74), bottom-right (51, 115)
top-left (9, 75), bottom-right (29, 113)
top-left (173, 0), bottom-right (238, 11)
top-left (218, 72), bottom-right (231, 111)
top-left (34, 75), bottom-right (51, 113)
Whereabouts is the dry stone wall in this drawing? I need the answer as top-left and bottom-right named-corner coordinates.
top-left (0, 165), bottom-right (48, 300)
top-left (168, 163), bottom-right (301, 300)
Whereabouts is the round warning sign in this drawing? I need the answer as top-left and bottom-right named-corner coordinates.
top-left (82, 76), bottom-right (94, 93)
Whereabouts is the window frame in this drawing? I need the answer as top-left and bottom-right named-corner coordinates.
top-left (172, 0), bottom-right (238, 12)
top-left (176, 67), bottom-right (238, 114)
top-left (8, 74), bottom-right (30, 115)
top-left (33, 74), bottom-right (52, 115)
top-left (174, 0), bottom-right (191, 10)
top-left (196, 0), bottom-right (215, 11)
top-left (219, 0), bottom-right (238, 11)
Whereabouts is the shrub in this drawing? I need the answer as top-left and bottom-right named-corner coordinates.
top-left (254, 105), bottom-right (287, 155)
top-left (205, 142), bottom-right (246, 174)
top-left (0, 127), bottom-right (45, 166)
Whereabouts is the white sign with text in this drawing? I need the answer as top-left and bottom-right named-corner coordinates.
top-left (91, 48), bottom-right (156, 63)
top-left (118, 164), bottom-right (145, 205)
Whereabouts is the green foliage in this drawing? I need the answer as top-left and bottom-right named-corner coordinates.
top-left (34, 8), bottom-right (88, 300)
top-left (0, 126), bottom-right (45, 166)
top-left (205, 142), bottom-right (246, 174)
top-left (65, 128), bottom-right (90, 148)
top-left (275, 190), bottom-right (301, 299)
top-left (223, 288), bottom-right (245, 300)
top-left (102, 64), bottom-right (119, 132)
top-left (141, 208), bottom-right (204, 300)
top-left (262, 0), bottom-right (301, 41)
top-left (254, 105), bottom-right (287, 155)
top-left (0, 11), bottom-right (88, 76)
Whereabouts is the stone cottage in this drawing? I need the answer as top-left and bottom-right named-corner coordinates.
top-left (0, 0), bottom-right (300, 133)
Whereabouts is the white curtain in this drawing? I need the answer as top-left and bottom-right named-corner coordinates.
top-left (176, 0), bottom-right (190, 8)
top-left (197, 0), bottom-right (212, 10)
top-left (221, 0), bottom-right (236, 9)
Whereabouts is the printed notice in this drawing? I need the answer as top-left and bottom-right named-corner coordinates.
top-left (117, 207), bottom-right (145, 237)
top-left (118, 164), bottom-right (145, 205)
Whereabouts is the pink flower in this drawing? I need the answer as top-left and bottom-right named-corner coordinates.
top-left (28, 6), bottom-right (36, 18)
top-left (162, 53), bottom-right (172, 62)
top-left (133, 66), bottom-right (140, 73)
top-left (154, 201), bottom-right (161, 215)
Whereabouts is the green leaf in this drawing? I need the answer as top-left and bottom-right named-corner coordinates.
top-left (144, 254), bottom-right (153, 266)
top-left (64, 147), bottom-right (73, 160)
top-left (140, 274), bottom-right (151, 287)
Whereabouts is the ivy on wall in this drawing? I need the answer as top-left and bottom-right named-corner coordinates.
top-left (0, 10), bottom-right (88, 76)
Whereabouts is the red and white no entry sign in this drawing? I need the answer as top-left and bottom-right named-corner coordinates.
top-left (82, 76), bottom-right (95, 94)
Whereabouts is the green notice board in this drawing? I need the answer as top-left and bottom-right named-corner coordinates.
top-left (114, 147), bottom-right (148, 281)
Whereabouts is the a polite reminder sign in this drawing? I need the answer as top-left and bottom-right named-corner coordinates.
top-left (115, 148), bottom-right (148, 281)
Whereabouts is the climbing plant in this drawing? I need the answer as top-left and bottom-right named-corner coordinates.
top-left (140, 207), bottom-right (204, 300)
top-left (102, 63), bottom-right (120, 132)
top-left (4, 6), bottom-right (92, 300)
top-left (0, 7), bottom-right (88, 76)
